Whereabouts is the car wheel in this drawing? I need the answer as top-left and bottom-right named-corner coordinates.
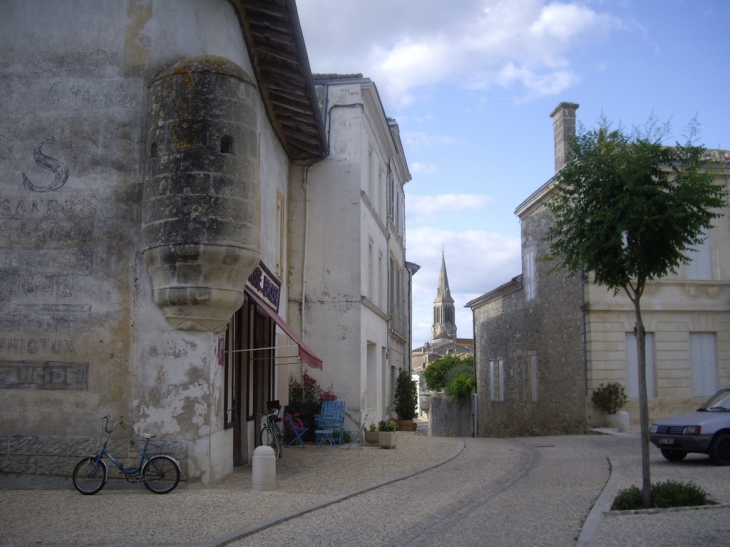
top-left (708, 433), bottom-right (730, 466)
top-left (660, 449), bottom-right (687, 462)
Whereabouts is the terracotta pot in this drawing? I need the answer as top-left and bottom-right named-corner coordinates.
top-left (395, 419), bottom-right (417, 432)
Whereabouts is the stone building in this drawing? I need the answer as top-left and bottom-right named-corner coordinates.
top-left (467, 102), bottom-right (730, 438)
top-left (0, 0), bottom-right (413, 485)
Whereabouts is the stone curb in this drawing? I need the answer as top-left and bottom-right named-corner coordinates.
top-left (576, 449), bottom-right (620, 547)
top-left (206, 440), bottom-right (467, 547)
top-left (606, 502), bottom-right (730, 516)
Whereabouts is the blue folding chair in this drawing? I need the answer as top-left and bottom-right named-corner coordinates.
top-left (315, 400), bottom-right (346, 444)
top-left (285, 414), bottom-right (308, 448)
top-left (346, 412), bottom-right (368, 451)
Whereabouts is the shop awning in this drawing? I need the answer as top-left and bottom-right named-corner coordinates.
top-left (244, 287), bottom-right (323, 370)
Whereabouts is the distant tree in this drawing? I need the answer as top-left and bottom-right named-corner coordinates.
top-left (423, 354), bottom-right (474, 392)
top-left (544, 117), bottom-right (726, 507)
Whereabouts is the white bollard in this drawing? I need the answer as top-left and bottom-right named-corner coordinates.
top-left (616, 411), bottom-right (630, 433)
top-left (252, 446), bottom-right (276, 491)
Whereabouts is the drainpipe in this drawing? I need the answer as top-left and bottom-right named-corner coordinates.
top-left (301, 166), bottom-right (310, 375)
top-left (472, 307), bottom-right (478, 438)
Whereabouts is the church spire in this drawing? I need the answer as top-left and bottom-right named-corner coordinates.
top-left (436, 250), bottom-right (452, 300)
top-left (432, 251), bottom-right (456, 341)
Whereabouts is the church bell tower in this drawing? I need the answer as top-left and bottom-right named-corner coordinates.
top-left (432, 252), bottom-right (457, 341)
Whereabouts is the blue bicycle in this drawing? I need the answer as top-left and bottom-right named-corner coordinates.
top-left (72, 415), bottom-right (181, 495)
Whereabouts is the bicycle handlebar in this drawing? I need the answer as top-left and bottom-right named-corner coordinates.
top-left (101, 415), bottom-right (127, 434)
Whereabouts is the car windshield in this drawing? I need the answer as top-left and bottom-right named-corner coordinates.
top-left (699, 390), bottom-right (730, 412)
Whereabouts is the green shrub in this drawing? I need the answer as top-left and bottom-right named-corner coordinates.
top-left (445, 372), bottom-right (475, 403)
top-left (393, 370), bottom-right (418, 420)
top-left (612, 480), bottom-right (708, 510)
top-left (652, 480), bottom-right (707, 508)
top-left (424, 355), bottom-right (473, 391)
top-left (591, 382), bottom-right (628, 414)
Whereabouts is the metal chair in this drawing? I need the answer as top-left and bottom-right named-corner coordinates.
top-left (346, 412), bottom-right (368, 451)
top-left (284, 414), bottom-right (308, 448)
top-left (315, 429), bottom-right (335, 447)
top-left (315, 400), bottom-right (346, 444)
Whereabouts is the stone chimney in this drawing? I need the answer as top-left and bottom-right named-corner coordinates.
top-left (550, 102), bottom-right (579, 173)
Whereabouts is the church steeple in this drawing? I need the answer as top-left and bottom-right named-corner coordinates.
top-left (432, 251), bottom-right (456, 341)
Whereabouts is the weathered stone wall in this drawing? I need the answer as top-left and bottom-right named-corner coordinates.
top-left (0, 434), bottom-right (187, 480)
top-left (0, 0), bottom-right (285, 484)
top-left (474, 206), bottom-right (586, 437)
top-left (429, 395), bottom-right (472, 437)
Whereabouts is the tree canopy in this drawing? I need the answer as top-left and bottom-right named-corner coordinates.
top-left (423, 354), bottom-right (473, 392)
top-left (544, 116), bottom-right (726, 507)
top-left (545, 120), bottom-right (725, 302)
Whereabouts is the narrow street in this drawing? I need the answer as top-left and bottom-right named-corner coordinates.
top-left (229, 436), bottom-right (609, 547)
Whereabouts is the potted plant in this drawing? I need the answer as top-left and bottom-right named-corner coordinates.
top-left (378, 419), bottom-right (398, 449)
top-left (592, 382), bottom-right (629, 432)
top-left (393, 370), bottom-right (418, 431)
top-left (364, 423), bottom-right (379, 444)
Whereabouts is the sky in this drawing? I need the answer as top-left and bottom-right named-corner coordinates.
top-left (295, 0), bottom-right (730, 348)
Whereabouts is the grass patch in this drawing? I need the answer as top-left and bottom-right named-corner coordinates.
top-left (612, 480), bottom-right (708, 510)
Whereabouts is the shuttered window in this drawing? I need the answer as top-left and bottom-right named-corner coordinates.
top-left (690, 333), bottom-right (717, 397)
top-left (626, 332), bottom-right (656, 398)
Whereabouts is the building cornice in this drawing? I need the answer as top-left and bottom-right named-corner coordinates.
top-left (465, 275), bottom-right (523, 309)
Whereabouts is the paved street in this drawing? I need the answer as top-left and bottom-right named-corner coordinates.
top-left (1, 429), bottom-right (729, 547)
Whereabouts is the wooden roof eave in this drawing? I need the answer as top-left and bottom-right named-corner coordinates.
top-left (233, 0), bottom-right (328, 165)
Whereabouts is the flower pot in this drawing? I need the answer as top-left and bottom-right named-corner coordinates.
top-left (378, 431), bottom-right (398, 449)
top-left (606, 411), bottom-right (630, 432)
top-left (395, 419), bottom-right (417, 432)
top-left (364, 431), bottom-right (379, 444)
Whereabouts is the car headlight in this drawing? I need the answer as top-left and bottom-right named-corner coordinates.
top-left (683, 426), bottom-right (701, 435)
top-left (650, 424), bottom-right (658, 434)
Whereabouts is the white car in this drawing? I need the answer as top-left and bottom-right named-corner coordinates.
top-left (649, 388), bottom-right (730, 465)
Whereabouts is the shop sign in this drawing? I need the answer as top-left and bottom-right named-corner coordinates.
top-left (246, 262), bottom-right (281, 312)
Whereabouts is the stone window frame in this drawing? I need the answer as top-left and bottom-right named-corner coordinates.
top-left (490, 359), bottom-right (505, 402)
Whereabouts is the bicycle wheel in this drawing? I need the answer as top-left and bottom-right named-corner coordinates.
top-left (72, 457), bottom-right (107, 495)
top-left (143, 456), bottom-right (181, 494)
top-left (260, 426), bottom-right (281, 458)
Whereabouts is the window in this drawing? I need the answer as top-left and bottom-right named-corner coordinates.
top-left (379, 250), bottom-right (384, 308)
top-left (691, 332), bottom-right (717, 397)
top-left (490, 360), bottom-right (504, 402)
top-left (220, 136), bottom-right (234, 154)
top-left (530, 354), bottom-right (538, 402)
top-left (626, 332), bottom-right (656, 398)
top-left (686, 228), bottom-right (712, 280)
top-left (525, 250), bottom-right (536, 301)
top-left (368, 237), bottom-right (374, 300)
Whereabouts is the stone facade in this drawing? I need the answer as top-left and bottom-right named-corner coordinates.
top-left (468, 205), bottom-right (586, 437)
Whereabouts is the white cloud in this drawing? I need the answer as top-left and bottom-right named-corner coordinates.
top-left (410, 162), bottom-right (438, 175)
top-left (406, 194), bottom-right (494, 223)
top-left (406, 227), bottom-right (521, 346)
top-left (402, 131), bottom-right (467, 149)
top-left (297, 0), bottom-right (622, 107)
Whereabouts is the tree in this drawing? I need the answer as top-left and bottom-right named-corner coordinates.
top-left (544, 118), bottom-right (725, 507)
top-left (394, 370), bottom-right (418, 420)
top-left (423, 354), bottom-right (474, 392)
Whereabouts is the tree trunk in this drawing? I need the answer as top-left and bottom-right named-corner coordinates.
top-left (634, 300), bottom-right (652, 507)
